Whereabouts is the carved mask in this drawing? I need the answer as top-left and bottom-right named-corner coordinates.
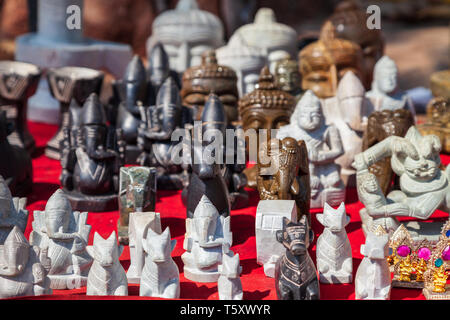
top-left (275, 59), bottom-right (302, 94)
top-left (373, 56), bottom-right (398, 95)
top-left (192, 196), bottom-right (219, 245)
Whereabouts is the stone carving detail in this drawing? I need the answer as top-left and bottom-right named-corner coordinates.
top-left (316, 202), bottom-right (352, 284)
top-left (218, 249), bottom-right (243, 300)
top-left (274, 58), bottom-right (303, 102)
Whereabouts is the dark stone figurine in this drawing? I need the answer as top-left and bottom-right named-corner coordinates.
top-left (275, 216), bottom-right (319, 300)
top-left (0, 111), bottom-right (32, 196)
top-left (60, 93), bottom-right (123, 211)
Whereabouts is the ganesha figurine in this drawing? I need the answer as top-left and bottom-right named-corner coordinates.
top-left (29, 189), bottom-right (93, 290)
top-left (277, 90), bottom-right (346, 209)
top-left (354, 126), bottom-right (450, 241)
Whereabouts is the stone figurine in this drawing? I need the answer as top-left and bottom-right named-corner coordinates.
top-left (275, 216), bottom-right (320, 300)
top-left (182, 195), bottom-right (232, 283)
top-left (355, 228), bottom-right (391, 300)
top-left (0, 175), bottom-right (28, 244)
top-left (239, 66), bottom-right (296, 189)
top-left (45, 66), bottom-right (104, 160)
top-left (30, 189), bottom-right (93, 290)
top-left (0, 61), bottom-right (41, 154)
top-left (118, 166), bottom-right (157, 244)
top-left (316, 202), bottom-right (352, 284)
top-left (140, 227), bottom-right (180, 299)
top-left (257, 137), bottom-right (311, 224)
top-left (218, 249), bottom-right (243, 300)
top-left (274, 58), bottom-right (303, 102)
top-left (255, 200), bottom-right (298, 278)
top-left (127, 211), bottom-right (162, 284)
top-left (86, 231), bottom-right (128, 296)
top-left (0, 226), bottom-right (52, 299)
top-left (146, 0), bottom-right (224, 78)
top-left (277, 90), bottom-right (346, 209)
top-left (0, 111), bottom-right (33, 196)
top-left (216, 33), bottom-right (266, 97)
top-left (366, 56), bottom-right (415, 117)
top-left (417, 97), bottom-right (450, 154)
top-left (354, 126), bottom-right (450, 240)
top-left (60, 93), bottom-right (123, 211)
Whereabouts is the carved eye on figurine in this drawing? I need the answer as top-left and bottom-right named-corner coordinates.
top-left (219, 94), bottom-right (238, 105)
top-left (306, 73), bottom-right (328, 83)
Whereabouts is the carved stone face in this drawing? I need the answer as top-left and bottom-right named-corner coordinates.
top-left (298, 105), bottom-right (322, 131)
top-left (275, 59), bottom-right (302, 94)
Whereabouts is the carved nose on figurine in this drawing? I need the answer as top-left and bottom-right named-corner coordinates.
top-left (290, 243), bottom-right (306, 255)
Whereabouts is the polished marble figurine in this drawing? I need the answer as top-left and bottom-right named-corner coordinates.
top-left (60, 93), bottom-right (123, 211)
top-left (182, 195), bottom-right (232, 283)
top-left (0, 111), bottom-right (33, 196)
top-left (86, 231), bottom-right (128, 296)
top-left (140, 227), bottom-right (180, 298)
top-left (239, 66), bottom-right (296, 189)
top-left (127, 211), bottom-right (162, 284)
top-left (216, 33), bottom-right (266, 97)
top-left (0, 61), bottom-right (41, 154)
top-left (181, 50), bottom-right (239, 123)
top-left (316, 202), bottom-right (352, 284)
top-left (218, 249), bottom-right (243, 300)
top-left (274, 58), bottom-right (303, 102)
top-left (417, 97), bottom-right (450, 154)
top-left (277, 90), bottom-right (346, 209)
top-left (147, 0), bottom-right (224, 78)
top-left (137, 76), bottom-right (186, 190)
top-left (366, 56), bottom-right (415, 117)
top-left (275, 216), bottom-right (320, 300)
top-left (30, 189), bottom-right (93, 290)
top-left (354, 126), bottom-right (450, 238)
top-left (355, 227), bottom-right (391, 300)
top-left (0, 175), bottom-right (28, 244)
top-left (0, 226), bottom-right (52, 299)
top-left (118, 166), bottom-right (157, 244)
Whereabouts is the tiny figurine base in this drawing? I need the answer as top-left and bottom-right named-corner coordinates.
top-left (392, 279), bottom-right (424, 289)
top-left (319, 274), bottom-right (352, 284)
top-left (423, 287), bottom-right (450, 300)
top-left (183, 268), bottom-right (220, 283)
top-left (48, 274), bottom-right (88, 290)
top-left (65, 191), bottom-right (118, 212)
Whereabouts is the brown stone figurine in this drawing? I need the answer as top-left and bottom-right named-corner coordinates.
top-left (361, 109), bottom-right (415, 195)
top-left (180, 50), bottom-right (239, 124)
top-left (417, 97), bottom-right (450, 154)
top-left (239, 66), bottom-right (296, 188)
top-left (257, 137), bottom-right (311, 224)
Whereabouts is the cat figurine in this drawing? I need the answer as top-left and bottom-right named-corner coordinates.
top-left (218, 249), bottom-right (243, 300)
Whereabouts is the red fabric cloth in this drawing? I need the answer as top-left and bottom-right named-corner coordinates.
top-left (17, 122), bottom-right (450, 300)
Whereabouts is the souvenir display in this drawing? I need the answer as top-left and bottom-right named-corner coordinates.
top-left (146, 0), bottom-right (224, 78)
top-left (118, 166), bottom-right (157, 244)
top-left (277, 90), bottom-right (346, 209)
top-left (239, 66), bottom-right (295, 189)
top-left (46, 66), bottom-right (104, 160)
top-left (29, 189), bottom-right (93, 289)
top-left (417, 97), bottom-right (450, 154)
top-left (354, 126), bottom-right (450, 240)
top-left (0, 226), bottom-right (52, 299)
top-left (355, 226), bottom-right (391, 300)
top-left (274, 58), bottom-right (303, 102)
top-left (182, 195), bottom-right (232, 283)
top-left (255, 200), bottom-right (298, 278)
top-left (216, 33), bottom-right (266, 97)
top-left (60, 93), bottom-right (123, 211)
top-left (86, 231), bottom-right (128, 296)
top-left (257, 137), bottom-right (310, 223)
top-left (0, 175), bottom-right (28, 244)
top-left (0, 61), bottom-right (40, 153)
top-left (218, 249), bottom-right (243, 300)
top-left (140, 227), bottom-right (180, 299)
top-left (0, 111), bottom-right (32, 196)
top-left (127, 211), bottom-right (162, 284)
top-left (316, 202), bottom-right (353, 284)
top-left (275, 216), bottom-right (319, 300)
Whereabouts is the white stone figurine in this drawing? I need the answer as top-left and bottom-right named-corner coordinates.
top-left (322, 72), bottom-right (373, 185)
top-left (355, 229), bottom-right (391, 300)
top-left (86, 231), bottom-right (128, 296)
top-left (140, 227), bottom-right (180, 299)
top-left (147, 0), bottom-right (224, 77)
top-left (366, 56), bottom-right (415, 117)
top-left (218, 248), bottom-right (243, 300)
top-left (0, 226), bottom-right (52, 298)
top-left (30, 189), bottom-right (93, 290)
top-left (255, 200), bottom-right (297, 277)
top-left (316, 202), bottom-right (353, 284)
top-left (0, 175), bottom-right (28, 244)
top-left (277, 90), bottom-right (346, 209)
top-left (182, 195), bottom-right (232, 283)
